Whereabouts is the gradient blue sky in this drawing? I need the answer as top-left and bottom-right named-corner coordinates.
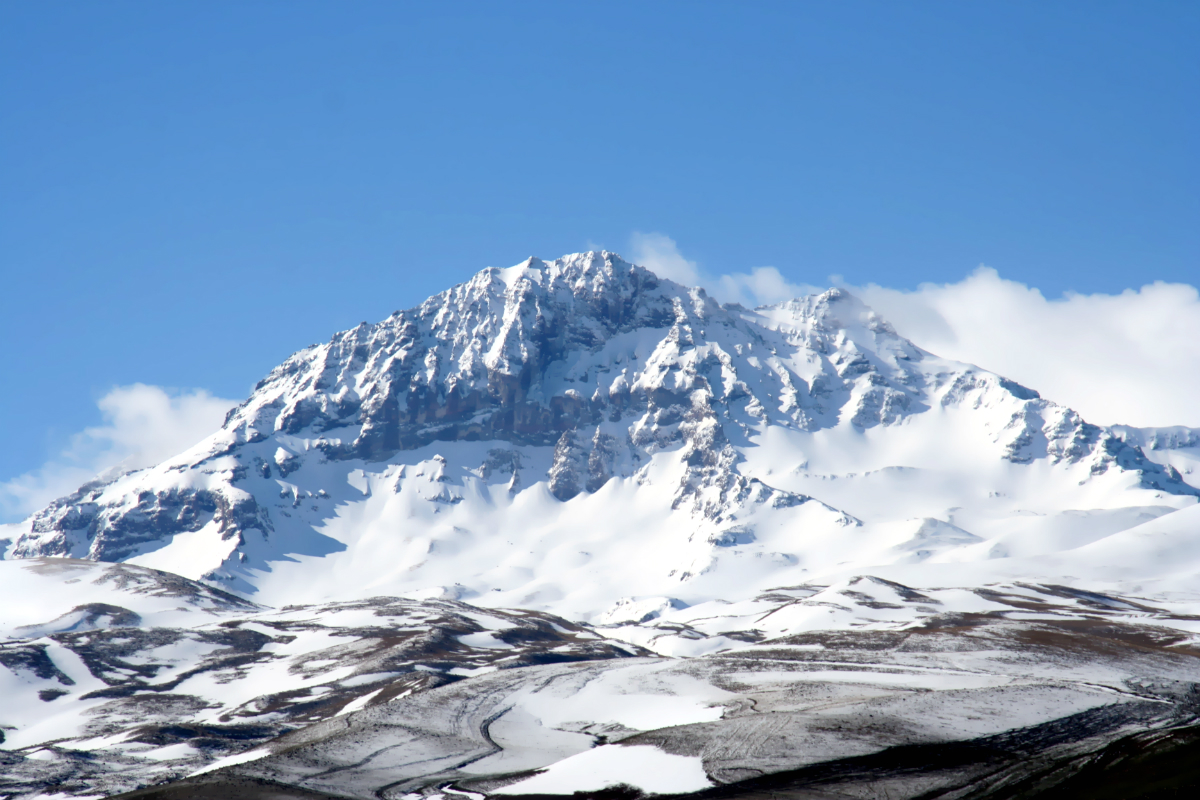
top-left (1, 1), bottom-right (1197, 491)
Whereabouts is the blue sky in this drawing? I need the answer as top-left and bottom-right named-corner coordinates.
top-left (1, 1), bottom-right (1197, 513)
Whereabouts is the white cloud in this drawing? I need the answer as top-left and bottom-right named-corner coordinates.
top-left (853, 268), bottom-right (1200, 428)
top-left (0, 385), bottom-right (236, 522)
top-left (717, 266), bottom-right (815, 307)
top-left (629, 232), bottom-right (702, 286)
top-left (627, 232), bottom-right (814, 306)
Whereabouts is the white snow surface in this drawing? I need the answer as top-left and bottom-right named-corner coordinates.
top-left (493, 745), bottom-right (712, 795)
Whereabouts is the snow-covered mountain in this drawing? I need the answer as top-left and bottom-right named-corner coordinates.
top-left (3, 252), bottom-right (1195, 620)
top-left (4, 251), bottom-right (1200, 799)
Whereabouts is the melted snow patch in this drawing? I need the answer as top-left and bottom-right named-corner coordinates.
top-left (494, 744), bottom-right (712, 796)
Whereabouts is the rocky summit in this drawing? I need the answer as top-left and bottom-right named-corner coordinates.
top-left (2, 252), bottom-right (1200, 799)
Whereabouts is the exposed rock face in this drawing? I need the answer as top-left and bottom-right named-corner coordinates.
top-left (547, 429), bottom-right (587, 501)
top-left (234, 254), bottom-right (679, 459)
top-left (3, 251), bottom-right (1194, 594)
top-left (13, 481), bottom-right (269, 562)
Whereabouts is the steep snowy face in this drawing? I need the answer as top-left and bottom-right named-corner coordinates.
top-left (229, 252), bottom-right (684, 458)
top-left (3, 252), bottom-right (1194, 612)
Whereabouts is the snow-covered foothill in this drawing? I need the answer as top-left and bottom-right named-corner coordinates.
top-left (0, 560), bottom-right (645, 798)
top-left (198, 608), bottom-right (1200, 799)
